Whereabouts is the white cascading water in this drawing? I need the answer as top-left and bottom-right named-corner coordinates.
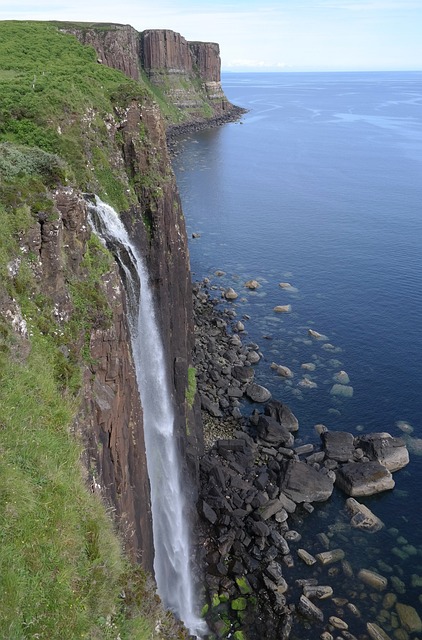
top-left (88, 197), bottom-right (206, 637)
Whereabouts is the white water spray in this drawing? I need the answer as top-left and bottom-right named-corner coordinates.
top-left (88, 197), bottom-right (206, 637)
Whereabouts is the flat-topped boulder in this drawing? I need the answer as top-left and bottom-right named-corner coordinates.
top-left (257, 415), bottom-right (294, 447)
top-left (335, 460), bottom-right (395, 497)
top-left (321, 430), bottom-right (355, 462)
top-left (356, 432), bottom-right (409, 472)
top-left (279, 459), bottom-right (334, 503)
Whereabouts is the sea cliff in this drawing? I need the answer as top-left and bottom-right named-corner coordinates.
top-left (0, 19), bottom-right (233, 637)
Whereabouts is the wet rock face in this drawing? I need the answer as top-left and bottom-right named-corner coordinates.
top-left (15, 188), bottom-right (154, 570)
top-left (53, 191), bottom-right (154, 570)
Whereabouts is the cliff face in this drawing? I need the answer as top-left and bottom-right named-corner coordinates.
top-left (141, 29), bottom-right (230, 118)
top-left (0, 20), bottom-right (229, 609)
top-left (62, 23), bottom-right (235, 124)
top-left (61, 23), bottom-right (141, 81)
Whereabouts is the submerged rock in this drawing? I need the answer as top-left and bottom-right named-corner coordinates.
top-left (245, 279), bottom-right (260, 289)
top-left (330, 383), bottom-right (354, 398)
top-left (366, 622), bottom-right (392, 640)
top-left (346, 497), bottom-right (384, 533)
top-left (224, 287), bottom-right (238, 300)
top-left (395, 602), bottom-right (422, 633)
top-left (271, 362), bottom-right (294, 378)
top-left (333, 370), bottom-right (350, 384)
top-left (274, 304), bottom-right (292, 313)
top-left (358, 569), bottom-right (388, 591)
top-left (308, 329), bottom-right (327, 340)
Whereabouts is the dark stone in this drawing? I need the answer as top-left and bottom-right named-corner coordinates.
top-left (321, 430), bottom-right (355, 462)
top-left (257, 415), bottom-right (295, 447)
top-left (255, 471), bottom-right (270, 490)
top-left (279, 459), bottom-right (334, 503)
top-left (246, 383), bottom-right (272, 403)
top-left (356, 432), bottom-right (409, 472)
top-left (233, 365), bottom-right (255, 384)
top-left (200, 499), bottom-right (218, 524)
top-left (200, 393), bottom-right (223, 417)
top-left (335, 460), bottom-right (395, 496)
top-left (270, 530), bottom-right (290, 555)
top-left (264, 400), bottom-right (299, 432)
top-left (249, 519), bottom-right (270, 537)
top-left (256, 498), bottom-right (287, 521)
top-left (265, 561), bottom-right (284, 584)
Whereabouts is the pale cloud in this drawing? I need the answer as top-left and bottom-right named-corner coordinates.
top-left (319, 0), bottom-right (422, 10)
top-left (226, 59), bottom-right (288, 70)
top-left (0, 0), bottom-right (420, 71)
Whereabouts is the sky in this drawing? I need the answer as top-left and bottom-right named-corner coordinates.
top-left (1, 0), bottom-right (421, 72)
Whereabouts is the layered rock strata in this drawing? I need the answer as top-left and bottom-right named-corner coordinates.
top-left (141, 29), bottom-right (230, 117)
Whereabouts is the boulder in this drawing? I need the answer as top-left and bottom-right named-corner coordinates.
top-left (333, 370), bottom-right (350, 384)
top-left (335, 461), bottom-right (395, 497)
top-left (330, 383), bottom-right (354, 398)
top-left (321, 430), bottom-right (355, 462)
top-left (200, 393), bottom-right (223, 417)
top-left (316, 549), bottom-right (345, 565)
top-left (345, 497), bottom-right (384, 533)
top-left (245, 279), bottom-right (260, 289)
top-left (224, 287), bottom-right (238, 300)
top-left (233, 365), bottom-right (254, 384)
top-left (264, 400), bottom-right (299, 432)
top-left (356, 433), bottom-right (409, 472)
top-left (308, 329), bottom-right (327, 340)
top-left (366, 622), bottom-right (392, 640)
top-left (274, 304), bottom-right (291, 313)
top-left (279, 459), bottom-right (334, 503)
top-left (303, 585), bottom-right (333, 600)
top-left (246, 383), bottom-right (271, 403)
top-left (358, 569), bottom-right (388, 591)
top-left (256, 498), bottom-right (288, 521)
top-left (298, 595), bottom-right (324, 622)
top-left (271, 363), bottom-right (294, 378)
top-left (257, 415), bottom-right (294, 447)
top-left (395, 603), bottom-right (422, 633)
top-left (297, 549), bottom-right (316, 566)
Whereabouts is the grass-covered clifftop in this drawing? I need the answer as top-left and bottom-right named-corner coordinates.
top-left (0, 21), bottom-right (188, 639)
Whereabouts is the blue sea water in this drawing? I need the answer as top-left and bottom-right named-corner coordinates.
top-left (172, 72), bottom-right (422, 632)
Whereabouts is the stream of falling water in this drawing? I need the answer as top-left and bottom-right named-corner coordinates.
top-left (88, 196), bottom-right (206, 637)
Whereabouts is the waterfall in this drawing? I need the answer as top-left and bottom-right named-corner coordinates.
top-left (88, 197), bottom-right (206, 637)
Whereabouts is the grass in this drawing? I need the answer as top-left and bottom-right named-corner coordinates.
top-left (0, 21), bottom-right (151, 211)
top-left (0, 20), bottom-right (195, 639)
top-left (186, 366), bottom-right (197, 409)
top-left (0, 337), bottom-right (146, 639)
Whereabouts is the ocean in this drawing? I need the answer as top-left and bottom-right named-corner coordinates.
top-left (171, 71), bottom-right (422, 635)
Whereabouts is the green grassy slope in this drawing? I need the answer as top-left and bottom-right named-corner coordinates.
top-left (0, 21), bottom-right (187, 640)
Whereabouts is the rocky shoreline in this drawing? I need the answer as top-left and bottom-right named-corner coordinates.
top-left (192, 279), bottom-right (420, 640)
top-left (166, 105), bottom-right (247, 153)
